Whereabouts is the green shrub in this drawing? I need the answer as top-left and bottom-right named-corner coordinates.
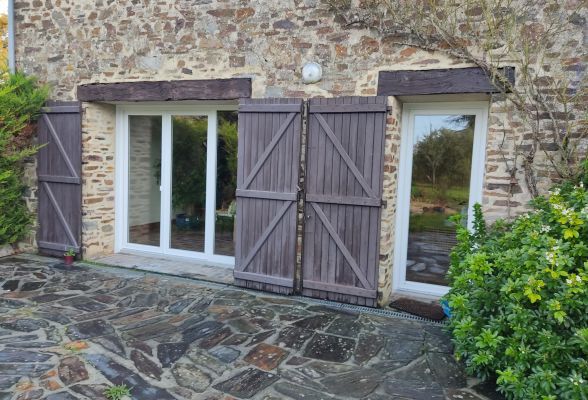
top-left (0, 72), bottom-right (48, 245)
top-left (445, 162), bottom-right (588, 399)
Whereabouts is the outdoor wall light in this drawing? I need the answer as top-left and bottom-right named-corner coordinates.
top-left (302, 62), bottom-right (323, 84)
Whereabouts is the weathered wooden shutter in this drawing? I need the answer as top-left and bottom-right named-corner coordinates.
top-left (36, 101), bottom-right (82, 257)
top-left (234, 99), bottom-right (303, 294)
top-left (303, 97), bottom-right (387, 306)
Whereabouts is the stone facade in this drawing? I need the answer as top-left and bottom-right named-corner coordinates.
top-left (81, 102), bottom-right (116, 259)
top-left (13, 0), bottom-right (586, 303)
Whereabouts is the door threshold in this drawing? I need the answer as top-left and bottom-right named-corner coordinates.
top-left (91, 252), bottom-right (234, 286)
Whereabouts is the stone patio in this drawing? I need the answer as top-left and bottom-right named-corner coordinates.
top-left (0, 255), bottom-right (497, 400)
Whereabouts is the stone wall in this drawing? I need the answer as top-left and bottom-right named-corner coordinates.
top-left (81, 102), bottom-right (116, 259)
top-left (14, 0), bottom-right (586, 302)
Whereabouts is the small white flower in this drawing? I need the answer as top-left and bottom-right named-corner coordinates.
top-left (566, 279), bottom-right (573, 285)
top-left (576, 275), bottom-right (582, 282)
top-left (540, 225), bottom-right (551, 233)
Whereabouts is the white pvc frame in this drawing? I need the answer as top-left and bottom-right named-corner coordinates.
top-left (392, 102), bottom-right (489, 297)
top-left (115, 104), bottom-right (237, 267)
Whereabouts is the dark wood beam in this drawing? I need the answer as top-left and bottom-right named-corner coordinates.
top-left (377, 67), bottom-right (515, 96)
top-left (77, 78), bottom-right (252, 102)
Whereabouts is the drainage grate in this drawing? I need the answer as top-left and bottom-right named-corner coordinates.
top-left (292, 296), bottom-right (447, 325)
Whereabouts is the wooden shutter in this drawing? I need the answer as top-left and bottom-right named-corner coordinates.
top-left (36, 101), bottom-right (82, 257)
top-left (302, 97), bottom-right (387, 306)
top-left (234, 99), bottom-right (303, 294)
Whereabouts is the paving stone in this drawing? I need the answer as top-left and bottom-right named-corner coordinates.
top-left (320, 368), bottom-right (381, 397)
top-left (382, 379), bottom-right (445, 400)
top-left (303, 333), bottom-right (355, 362)
top-left (69, 384), bottom-right (109, 400)
top-left (0, 376), bottom-right (19, 390)
top-left (326, 316), bottom-right (362, 338)
top-left (274, 381), bottom-right (334, 400)
top-left (15, 389), bottom-right (43, 399)
top-left (187, 347), bottom-right (228, 375)
top-left (183, 321), bottom-right (223, 343)
top-left (244, 343), bottom-right (288, 371)
top-left (285, 356), bottom-right (309, 366)
top-left (67, 319), bottom-right (115, 340)
top-left (470, 380), bottom-right (507, 400)
top-left (172, 363), bottom-right (212, 393)
top-left (21, 282), bottom-right (47, 291)
top-left (380, 337), bottom-right (424, 361)
top-left (0, 298), bottom-right (27, 308)
top-left (128, 340), bottom-right (153, 356)
top-left (213, 368), bottom-right (279, 398)
top-left (354, 333), bottom-right (385, 364)
top-left (199, 326), bottom-right (232, 349)
top-left (228, 318), bottom-right (259, 334)
top-left (0, 334), bottom-right (38, 344)
top-left (59, 296), bottom-right (109, 312)
top-left (427, 352), bottom-right (467, 388)
top-left (249, 329), bottom-right (275, 346)
top-left (0, 318), bottom-right (49, 332)
top-left (209, 346), bottom-right (241, 363)
top-left (446, 389), bottom-right (489, 400)
top-left (91, 334), bottom-right (126, 357)
top-left (177, 315), bottom-right (207, 330)
top-left (124, 321), bottom-right (178, 341)
top-left (58, 356), bottom-right (89, 385)
top-left (157, 342), bottom-right (189, 368)
top-left (131, 349), bottom-right (162, 380)
top-left (0, 363), bottom-right (53, 377)
top-left (130, 293), bottom-right (159, 307)
top-left (168, 298), bottom-right (196, 314)
top-left (35, 312), bottom-right (71, 325)
top-left (306, 361), bottom-right (359, 374)
top-left (293, 315), bottom-right (334, 330)
top-left (86, 353), bottom-right (176, 400)
top-left (2, 280), bottom-right (19, 291)
top-left (43, 392), bottom-right (79, 400)
top-left (30, 293), bottom-right (75, 304)
top-left (0, 348), bottom-right (52, 363)
top-left (278, 369), bottom-right (325, 391)
top-left (387, 357), bottom-right (437, 385)
top-left (275, 326), bottom-right (313, 349)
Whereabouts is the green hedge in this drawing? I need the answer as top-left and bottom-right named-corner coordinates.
top-left (0, 73), bottom-right (48, 245)
top-left (445, 162), bottom-right (588, 399)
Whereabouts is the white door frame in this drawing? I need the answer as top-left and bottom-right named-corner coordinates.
top-left (392, 102), bottom-right (489, 297)
top-left (114, 104), bottom-right (237, 267)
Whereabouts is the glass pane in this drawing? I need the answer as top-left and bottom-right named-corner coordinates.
top-left (406, 114), bottom-right (475, 285)
top-left (170, 115), bottom-right (208, 252)
top-left (128, 115), bottom-right (162, 246)
top-left (215, 111), bottom-right (238, 256)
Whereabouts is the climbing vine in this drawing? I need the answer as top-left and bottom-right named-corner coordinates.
top-left (326, 0), bottom-right (587, 201)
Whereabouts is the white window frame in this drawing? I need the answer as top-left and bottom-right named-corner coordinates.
top-left (114, 104), bottom-right (237, 267)
top-left (392, 102), bottom-right (489, 297)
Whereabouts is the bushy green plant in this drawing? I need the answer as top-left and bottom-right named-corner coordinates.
top-left (104, 384), bottom-right (131, 400)
top-left (445, 162), bottom-right (588, 399)
top-left (0, 72), bottom-right (48, 245)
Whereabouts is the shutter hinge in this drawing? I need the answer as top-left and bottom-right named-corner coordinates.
top-left (381, 199), bottom-right (387, 208)
top-left (386, 106), bottom-right (393, 115)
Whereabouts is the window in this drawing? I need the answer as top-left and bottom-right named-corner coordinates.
top-left (393, 102), bottom-right (488, 296)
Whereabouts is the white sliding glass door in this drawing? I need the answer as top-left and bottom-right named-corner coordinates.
top-left (393, 102), bottom-right (488, 297)
top-left (115, 105), bottom-right (237, 266)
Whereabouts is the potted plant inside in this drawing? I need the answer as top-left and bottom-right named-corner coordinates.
top-left (64, 248), bottom-right (76, 266)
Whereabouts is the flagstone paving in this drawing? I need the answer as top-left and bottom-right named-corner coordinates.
top-left (0, 255), bottom-right (498, 400)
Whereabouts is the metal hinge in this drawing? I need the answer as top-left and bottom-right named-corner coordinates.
top-left (381, 199), bottom-right (387, 208)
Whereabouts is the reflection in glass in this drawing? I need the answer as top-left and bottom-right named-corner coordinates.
top-left (215, 111), bottom-right (238, 256)
top-left (406, 115), bottom-right (475, 285)
top-left (170, 115), bottom-right (208, 252)
top-left (128, 115), bottom-right (162, 246)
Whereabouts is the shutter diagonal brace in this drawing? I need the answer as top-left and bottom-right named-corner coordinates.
top-left (239, 201), bottom-right (293, 272)
top-left (311, 202), bottom-right (371, 289)
top-left (42, 182), bottom-right (80, 248)
top-left (314, 113), bottom-right (376, 199)
top-left (242, 112), bottom-right (296, 190)
top-left (43, 114), bottom-right (79, 179)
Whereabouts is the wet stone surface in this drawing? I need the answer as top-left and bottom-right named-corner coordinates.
top-left (0, 255), bottom-right (497, 399)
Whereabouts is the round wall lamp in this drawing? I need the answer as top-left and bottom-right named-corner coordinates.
top-left (302, 62), bottom-right (323, 84)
